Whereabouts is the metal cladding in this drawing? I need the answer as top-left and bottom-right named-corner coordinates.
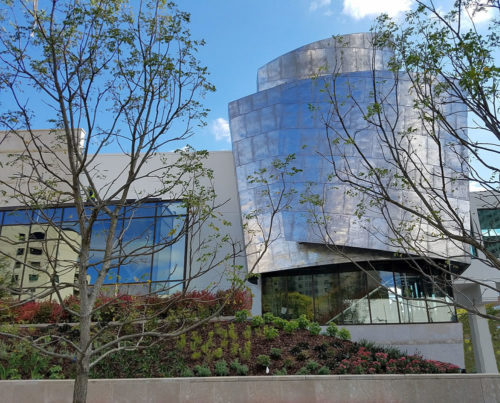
top-left (229, 33), bottom-right (470, 274)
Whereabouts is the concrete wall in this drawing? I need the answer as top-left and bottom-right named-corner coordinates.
top-left (343, 322), bottom-right (465, 368)
top-left (3, 374), bottom-right (500, 403)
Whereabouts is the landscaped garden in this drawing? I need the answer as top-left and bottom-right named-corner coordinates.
top-left (0, 292), bottom-right (461, 379)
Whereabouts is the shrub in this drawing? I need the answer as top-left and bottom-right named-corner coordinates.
top-left (214, 360), bottom-right (229, 376)
top-left (273, 368), bottom-right (287, 375)
top-left (243, 325), bottom-right (252, 340)
top-left (318, 366), bottom-right (330, 375)
top-left (191, 351), bottom-right (201, 360)
top-left (272, 316), bottom-right (288, 329)
top-left (270, 347), bottom-right (282, 360)
top-left (326, 322), bottom-right (338, 337)
top-left (282, 357), bottom-right (295, 368)
top-left (180, 367), bottom-right (194, 377)
top-left (193, 365), bottom-right (211, 377)
top-left (263, 325), bottom-right (279, 341)
top-left (338, 328), bottom-right (351, 340)
top-left (217, 288), bottom-right (252, 316)
top-left (296, 366), bottom-right (310, 375)
top-left (240, 341), bottom-right (251, 361)
top-left (256, 354), bottom-right (271, 367)
top-left (176, 334), bottom-right (187, 351)
top-left (307, 321), bottom-right (322, 336)
top-left (230, 359), bottom-right (249, 376)
top-left (296, 314), bottom-right (310, 329)
top-left (306, 360), bottom-right (320, 372)
top-left (234, 309), bottom-right (249, 323)
top-left (283, 320), bottom-right (299, 334)
top-left (230, 342), bottom-right (239, 357)
top-left (213, 347), bottom-right (223, 359)
top-left (262, 312), bottom-right (275, 323)
top-left (251, 315), bottom-right (264, 327)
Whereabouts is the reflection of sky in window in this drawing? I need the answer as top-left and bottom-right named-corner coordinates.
top-left (0, 201), bottom-right (187, 288)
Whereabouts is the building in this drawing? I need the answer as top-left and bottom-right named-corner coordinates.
top-left (0, 33), bottom-right (498, 371)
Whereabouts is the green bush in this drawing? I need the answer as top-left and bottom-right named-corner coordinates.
top-left (180, 367), bottom-right (194, 377)
top-left (251, 315), bottom-right (264, 327)
top-left (270, 347), bottom-right (282, 360)
top-left (326, 322), bottom-right (338, 337)
top-left (214, 360), bottom-right (229, 376)
top-left (318, 366), bottom-right (330, 375)
top-left (263, 312), bottom-right (275, 323)
top-left (296, 314), bottom-right (310, 330)
top-left (307, 321), bottom-right (322, 336)
top-left (306, 360), bottom-right (319, 372)
top-left (240, 341), bottom-right (252, 361)
top-left (296, 366), bottom-right (310, 375)
top-left (213, 347), bottom-right (223, 359)
top-left (273, 368), bottom-right (287, 375)
top-left (234, 309), bottom-right (249, 323)
top-left (338, 328), bottom-right (351, 340)
top-left (283, 320), bottom-right (299, 334)
top-left (256, 354), bottom-right (271, 367)
top-left (263, 325), bottom-right (279, 340)
top-left (243, 325), bottom-right (252, 340)
top-left (272, 316), bottom-right (288, 329)
top-left (230, 359), bottom-right (249, 376)
top-left (194, 365), bottom-right (211, 377)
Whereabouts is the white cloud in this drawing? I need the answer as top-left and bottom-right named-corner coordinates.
top-left (469, 181), bottom-right (487, 192)
top-left (466, 2), bottom-right (496, 24)
top-left (343, 0), bottom-right (413, 19)
top-left (211, 117), bottom-right (230, 143)
top-left (310, 0), bottom-right (331, 12)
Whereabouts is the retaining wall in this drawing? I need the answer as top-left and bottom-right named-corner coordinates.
top-left (2, 374), bottom-right (500, 402)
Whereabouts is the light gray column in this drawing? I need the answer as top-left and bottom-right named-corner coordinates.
top-left (468, 304), bottom-right (498, 373)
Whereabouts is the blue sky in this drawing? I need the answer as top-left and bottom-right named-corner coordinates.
top-left (182, 0), bottom-right (419, 151)
top-left (182, 0), bottom-right (496, 153)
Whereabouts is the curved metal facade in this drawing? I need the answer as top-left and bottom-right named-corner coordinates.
top-left (229, 33), bottom-right (469, 275)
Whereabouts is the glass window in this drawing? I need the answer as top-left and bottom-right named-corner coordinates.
top-left (262, 276), bottom-right (288, 318)
top-left (151, 281), bottom-right (183, 295)
top-left (394, 272), bottom-right (429, 323)
top-left (367, 270), bottom-right (400, 324)
top-left (422, 274), bottom-right (455, 322)
top-left (338, 271), bottom-right (370, 324)
top-left (88, 220), bottom-right (121, 285)
top-left (29, 274), bottom-right (38, 282)
top-left (314, 272), bottom-right (343, 324)
top-left (29, 248), bottom-right (42, 256)
top-left (3, 210), bottom-right (32, 225)
top-left (33, 208), bottom-right (63, 224)
top-left (478, 209), bottom-right (500, 258)
top-left (118, 217), bottom-right (155, 283)
top-left (125, 202), bottom-right (158, 218)
top-left (152, 216), bottom-right (185, 282)
top-left (16, 248), bottom-right (24, 256)
top-left (285, 275), bottom-right (314, 320)
top-left (159, 201), bottom-right (187, 216)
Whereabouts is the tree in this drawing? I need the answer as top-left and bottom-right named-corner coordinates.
top-left (0, 1), bottom-right (291, 401)
top-left (304, 0), bottom-right (500, 323)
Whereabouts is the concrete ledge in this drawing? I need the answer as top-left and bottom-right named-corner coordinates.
top-left (2, 374), bottom-right (500, 403)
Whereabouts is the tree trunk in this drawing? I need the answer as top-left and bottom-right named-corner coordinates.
top-left (73, 299), bottom-right (91, 403)
top-left (73, 360), bottom-right (89, 403)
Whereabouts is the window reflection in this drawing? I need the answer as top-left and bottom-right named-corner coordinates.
top-left (262, 265), bottom-right (455, 325)
top-left (0, 201), bottom-right (187, 297)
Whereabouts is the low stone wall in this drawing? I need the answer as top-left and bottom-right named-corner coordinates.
top-left (2, 374), bottom-right (500, 403)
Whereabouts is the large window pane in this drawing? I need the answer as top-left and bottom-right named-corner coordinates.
top-left (394, 272), bottom-right (429, 323)
top-left (262, 276), bottom-right (288, 318)
top-left (33, 208), bottom-right (63, 224)
top-left (367, 270), bottom-right (400, 324)
top-left (338, 271), bottom-right (370, 324)
top-left (118, 218), bottom-right (154, 283)
top-left (285, 275), bottom-right (314, 320)
top-left (159, 201), bottom-right (187, 216)
top-left (125, 203), bottom-right (157, 218)
top-left (422, 274), bottom-right (455, 322)
top-left (152, 216), bottom-right (185, 281)
top-left (88, 220), bottom-right (120, 284)
top-left (3, 209), bottom-right (32, 225)
top-left (478, 209), bottom-right (500, 258)
top-left (314, 272), bottom-right (343, 324)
